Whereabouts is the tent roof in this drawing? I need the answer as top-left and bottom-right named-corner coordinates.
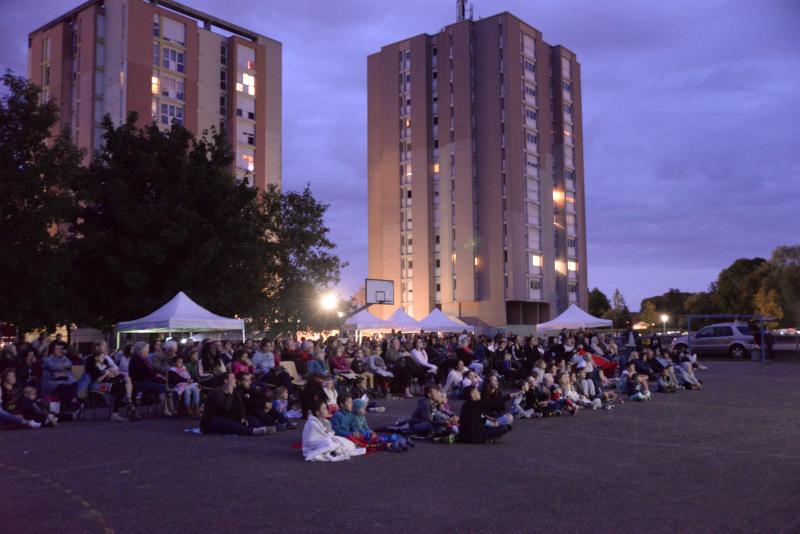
top-left (418, 308), bottom-right (474, 332)
top-left (535, 304), bottom-right (613, 332)
top-left (116, 292), bottom-right (245, 333)
top-left (343, 309), bottom-right (392, 331)
top-left (386, 307), bottom-right (422, 330)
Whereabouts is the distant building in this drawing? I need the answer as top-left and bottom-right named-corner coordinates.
top-left (367, 9), bottom-right (588, 329)
top-left (27, 0), bottom-right (281, 189)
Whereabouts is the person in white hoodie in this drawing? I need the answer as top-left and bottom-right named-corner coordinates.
top-left (301, 398), bottom-right (365, 462)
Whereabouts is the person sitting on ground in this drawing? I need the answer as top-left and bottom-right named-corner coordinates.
top-left (675, 358), bottom-right (703, 390)
top-left (510, 378), bottom-right (541, 419)
top-left (1, 369), bottom-right (23, 417)
top-left (270, 386), bottom-right (298, 428)
top-left (129, 341), bottom-right (173, 416)
top-left (168, 355), bottom-right (201, 416)
top-left (0, 382), bottom-right (41, 429)
top-left (330, 393), bottom-right (357, 439)
top-left (42, 344), bottom-right (80, 407)
top-left (351, 375), bottom-right (385, 413)
top-left (442, 360), bottom-right (467, 398)
top-left (300, 373), bottom-right (328, 418)
top-left (323, 379), bottom-right (338, 414)
top-left (657, 367), bottom-right (678, 393)
top-left (86, 341), bottom-right (133, 422)
top-left (408, 386), bottom-right (456, 441)
top-left (461, 368), bottom-right (483, 392)
top-left (236, 373), bottom-right (278, 433)
top-left (458, 386), bottom-right (512, 444)
top-left (15, 348), bottom-right (41, 388)
top-left (627, 373), bottom-right (653, 401)
top-left (351, 398), bottom-right (378, 442)
top-left (301, 398), bottom-right (366, 462)
top-left (200, 372), bottom-right (269, 435)
top-left (480, 373), bottom-right (516, 426)
top-left (18, 386), bottom-right (62, 427)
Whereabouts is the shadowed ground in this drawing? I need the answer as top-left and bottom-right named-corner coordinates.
top-left (2, 361), bottom-right (799, 533)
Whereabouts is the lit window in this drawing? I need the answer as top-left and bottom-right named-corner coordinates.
top-left (474, 257), bottom-right (479, 267)
top-left (242, 73), bottom-right (254, 86)
top-left (247, 85), bottom-right (255, 96)
top-left (553, 189), bottom-right (564, 202)
top-left (247, 59), bottom-right (255, 70)
top-left (566, 193), bottom-right (575, 204)
top-left (242, 154), bottom-right (255, 172)
top-left (151, 75), bottom-right (159, 94)
top-left (236, 82), bottom-right (244, 92)
top-left (568, 260), bottom-right (578, 272)
top-left (531, 255), bottom-right (541, 267)
top-left (433, 163), bottom-right (440, 173)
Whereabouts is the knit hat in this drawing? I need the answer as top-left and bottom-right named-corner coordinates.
top-left (352, 398), bottom-right (367, 413)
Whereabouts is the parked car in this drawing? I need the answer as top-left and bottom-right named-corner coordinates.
top-left (670, 322), bottom-right (758, 359)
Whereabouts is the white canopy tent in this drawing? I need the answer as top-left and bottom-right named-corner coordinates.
top-left (343, 309), bottom-right (392, 331)
top-left (535, 304), bottom-right (613, 332)
top-left (115, 291), bottom-right (245, 345)
top-left (386, 307), bottom-right (422, 331)
top-left (418, 308), bottom-right (474, 333)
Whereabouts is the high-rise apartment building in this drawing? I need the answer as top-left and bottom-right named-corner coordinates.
top-left (27, 0), bottom-right (281, 189)
top-left (368, 9), bottom-right (588, 330)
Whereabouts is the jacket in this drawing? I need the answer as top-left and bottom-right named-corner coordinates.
top-left (200, 389), bottom-right (247, 431)
top-left (330, 408), bottom-right (357, 437)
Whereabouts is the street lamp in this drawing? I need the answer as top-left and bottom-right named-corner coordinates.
top-left (660, 314), bottom-right (669, 334)
top-left (320, 293), bottom-right (338, 312)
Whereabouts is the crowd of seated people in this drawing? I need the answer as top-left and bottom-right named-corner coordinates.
top-left (1, 329), bottom-right (706, 460)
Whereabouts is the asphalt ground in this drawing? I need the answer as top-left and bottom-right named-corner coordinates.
top-left (2, 361), bottom-right (799, 534)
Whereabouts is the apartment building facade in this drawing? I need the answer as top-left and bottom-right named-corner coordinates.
top-left (368, 11), bottom-right (588, 329)
top-left (27, 0), bottom-right (281, 189)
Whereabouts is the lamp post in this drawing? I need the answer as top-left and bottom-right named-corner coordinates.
top-left (660, 314), bottom-right (669, 335)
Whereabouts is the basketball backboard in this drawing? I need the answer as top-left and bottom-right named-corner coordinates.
top-left (365, 278), bottom-right (394, 305)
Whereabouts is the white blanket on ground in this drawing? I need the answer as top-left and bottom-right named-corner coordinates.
top-left (301, 416), bottom-right (366, 462)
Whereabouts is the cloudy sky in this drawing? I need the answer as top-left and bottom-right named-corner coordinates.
top-left (2, 0), bottom-right (798, 311)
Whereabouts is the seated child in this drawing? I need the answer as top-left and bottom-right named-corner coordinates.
top-left (330, 393), bottom-right (357, 438)
top-left (657, 368), bottom-right (678, 393)
top-left (323, 379), bottom-right (339, 414)
top-left (408, 386), bottom-right (457, 442)
top-left (271, 386), bottom-right (300, 427)
top-left (18, 386), bottom-right (59, 427)
top-left (351, 398), bottom-right (378, 442)
top-left (301, 398), bottom-right (365, 462)
top-left (627, 373), bottom-right (653, 401)
top-left (351, 375), bottom-right (385, 413)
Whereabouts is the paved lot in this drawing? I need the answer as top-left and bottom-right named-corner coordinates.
top-left (2, 361), bottom-right (800, 534)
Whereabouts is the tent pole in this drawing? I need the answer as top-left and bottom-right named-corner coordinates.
top-left (115, 331), bottom-right (120, 351)
top-left (241, 328), bottom-right (245, 343)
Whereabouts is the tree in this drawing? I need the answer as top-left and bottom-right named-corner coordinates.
top-left (602, 289), bottom-right (632, 329)
top-left (753, 287), bottom-right (783, 329)
top-left (715, 258), bottom-right (767, 314)
top-left (0, 72), bottom-right (84, 332)
top-left (255, 185), bottom-right (347, 335)
top-left (588, 287), bottom-right (611, 317)
top-left (640, 288), bottom-right (691, 328)
top-left (684, 288), bottom-right (720, 316)
top-left (763, 245), bottom-right (800, 327)
top-left (637, 301), bottom-right (659, 327)
top-left (68, 114), bottom-right (279, 329)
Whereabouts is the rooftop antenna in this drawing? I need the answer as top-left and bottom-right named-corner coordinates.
top-left (457, 0), bottom-right (465, 22)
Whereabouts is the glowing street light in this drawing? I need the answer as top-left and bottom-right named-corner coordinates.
top-left (660, 314), bottom-right (669, 334)
top-left (320, 292), bottom-right (338, 311)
